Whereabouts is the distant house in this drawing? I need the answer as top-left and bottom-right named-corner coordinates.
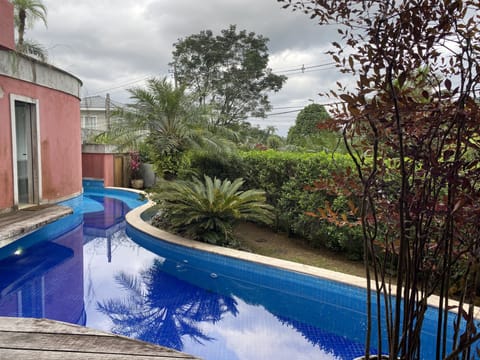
top-left (0, 0), bottom-right (83, 212)
top-left (80, 94), bottom-right (124, 143)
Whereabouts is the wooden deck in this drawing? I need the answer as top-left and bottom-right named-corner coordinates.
top-left (0, 317), bottom-right (201, 359)
top-left (0, 205), bottom-right (72, 247)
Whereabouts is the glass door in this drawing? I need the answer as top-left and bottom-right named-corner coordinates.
top-left (14, 101), bottom-right (38, 205)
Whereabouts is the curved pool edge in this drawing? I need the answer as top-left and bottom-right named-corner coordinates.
top-left (125, 200), bottom-right (480, 320)
top-left (126, 201), bottom-right (368, 289)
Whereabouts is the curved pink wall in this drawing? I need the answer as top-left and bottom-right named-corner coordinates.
top-left (0, 75), bottom-right (82, 209)
top-left (82, 153), bottom-right (115, 187)
top-left (0, 82), bottom-right (14, 209)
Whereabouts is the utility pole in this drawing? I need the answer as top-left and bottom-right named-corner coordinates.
top-left (105, 93), bottom-right (111, 131)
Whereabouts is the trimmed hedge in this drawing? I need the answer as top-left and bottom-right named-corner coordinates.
top-left (188, 150), bottom-right (364, 260)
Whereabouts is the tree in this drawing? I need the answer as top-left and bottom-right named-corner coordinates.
top-left (287, 103), bottom-right (344, 152)
top-left (281, 1), bottom-right (480, 359)
top-left (151, 175), bottom-right (274, 246)
top-left (171, 25), bottom-right (287, 126)
top-left (12, 0), bottom-right (48, 60)
top-left (106, 77), bottom-right (235, 179)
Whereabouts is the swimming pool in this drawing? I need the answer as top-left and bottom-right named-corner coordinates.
top-left (0, 183), bottom-right (474, 359)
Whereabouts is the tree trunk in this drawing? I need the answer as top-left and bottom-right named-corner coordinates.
top-left (18, 9), bottom-right (26, 46)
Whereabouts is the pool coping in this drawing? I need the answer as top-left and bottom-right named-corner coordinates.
top-left (123, 195), bottom-right (480, 320)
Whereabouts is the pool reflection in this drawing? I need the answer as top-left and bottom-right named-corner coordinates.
top-left (97, 258), bottom-right (238, 350)
top-left (0, 194), bottom-right (367, 360)
top-left (0, 223), bottom-right (85, 325)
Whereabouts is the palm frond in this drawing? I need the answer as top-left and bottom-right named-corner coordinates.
top-left (152, 175), bottom-right (273, 246)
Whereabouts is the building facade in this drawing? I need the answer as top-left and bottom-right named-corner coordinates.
top-left (80, 94), bottom-right (123, 143)
top-left (0, 0), bottom-right (83, 212)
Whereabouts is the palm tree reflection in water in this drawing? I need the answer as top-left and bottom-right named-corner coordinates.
top-left (97, 258), bottom-right (238, 350)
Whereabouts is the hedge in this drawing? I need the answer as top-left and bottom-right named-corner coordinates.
top-left (187, 150), bottom-right (364, 260)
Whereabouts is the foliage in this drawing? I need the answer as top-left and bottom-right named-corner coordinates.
top-left (281, 0), bottom-right (480, 358)
top-left (187, 150), bottom-right (245, 182)
top-left (12, 0), bottom-right (47, 60)
top-left (287, 103), bottom-right (344, 152)
top-left (106, 77), bottom-right (235, 179)
top-left (171, 25), bottom-right (287, 126)
top-left (129, 151), bottom-right (141, 180)
top-left (188, 149), bottom-right (363, 258)
top-left (16, 38), bottom-right (47, 61)
top-left (151, 175), bottom-right (274, 247)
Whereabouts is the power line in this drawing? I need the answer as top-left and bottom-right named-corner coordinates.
top-left (86, 62), bottom-right (337, 98)
top-left (265, 100), bottom-right (346, 117)
top-left (88, 75), bottom-right (153, 96)
top-left (274, 62), bottom-right (337, 74)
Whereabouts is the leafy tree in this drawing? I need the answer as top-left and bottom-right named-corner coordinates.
top-left (287, 103), bottom-right (344, 152)
top-left (12, 0), bottom-right (48, 60)
top-left (281, 0), bottom-right (480, 359)
top-left (171, 25), bottom-right (287, 126)
top-left (230, 122), bottom-right (285, 150)
top-left (151, 175), bottom-right (274, 246)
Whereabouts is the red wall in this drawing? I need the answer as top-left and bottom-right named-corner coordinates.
top-left (0, 80), bottom-right (14, 209)
top-left (82, 153), bottom-right (115, 187)
top-left (0, 76), bottom-right (82, 209)
top-left (0, 0), bottom-right (15, 51)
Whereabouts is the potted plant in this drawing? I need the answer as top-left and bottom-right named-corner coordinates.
top-left (129, 150), bottom-right (143, 189)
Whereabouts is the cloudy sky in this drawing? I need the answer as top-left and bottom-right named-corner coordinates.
top-left (28, 0), bottom-right (350, 136)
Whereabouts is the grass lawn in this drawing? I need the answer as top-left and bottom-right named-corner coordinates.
top-left (234, 221), bottom-right (366, 278)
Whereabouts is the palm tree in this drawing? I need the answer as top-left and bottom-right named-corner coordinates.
top-left (12, 0), bottom-right (47, 47)
top-left (12, 0), bottom-right (48, 61)
top-left (107, 77), bottom-right (236, 178)
top-left (151, 175), bottom-right (274, 246)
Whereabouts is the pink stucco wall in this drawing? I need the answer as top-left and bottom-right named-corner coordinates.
top-left (0, 76), bottom-right (82, 209)
top-left (0, 81), bottom-right (14, 209)
top-left (0, 0), bottom-right (14, 51)
top-left (82, 153), bottom-right (115, 187)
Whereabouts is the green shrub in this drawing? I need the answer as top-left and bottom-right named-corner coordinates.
top-left (151, 175), bottom-right (274, 247)
top-left (187, 151), bottom-right (245, 182)
top-left (182, 149), bottom-right (364, 258)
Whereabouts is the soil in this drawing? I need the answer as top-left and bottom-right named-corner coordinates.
top-left (234, 221), bottom-right (366, 278)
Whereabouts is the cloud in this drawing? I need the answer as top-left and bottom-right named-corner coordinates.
top-left (183, 298), bottom-right (342, 360)
top-left (29, 0), bottom-right (347, 134)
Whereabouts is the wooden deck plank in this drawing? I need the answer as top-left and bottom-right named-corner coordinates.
top-left (0, 318), bottom-right (201, 360)
top-left (0, 205), bottom-right (73, 246)
top-left (0, 317), bottom-right (114, 336)
top-left (0, 349), bottom-right (193, 360)
top-left (0, 332), bottom-right (189, 356)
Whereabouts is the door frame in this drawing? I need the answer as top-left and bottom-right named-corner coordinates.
top-left (10, 94), bottom-right (42, 207)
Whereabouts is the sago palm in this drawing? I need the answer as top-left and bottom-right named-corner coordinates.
top-left (152, 175), bottom-right (274, 246)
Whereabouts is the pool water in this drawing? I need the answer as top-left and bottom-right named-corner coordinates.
top-left (0, 186), bottom-right (472, 359)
